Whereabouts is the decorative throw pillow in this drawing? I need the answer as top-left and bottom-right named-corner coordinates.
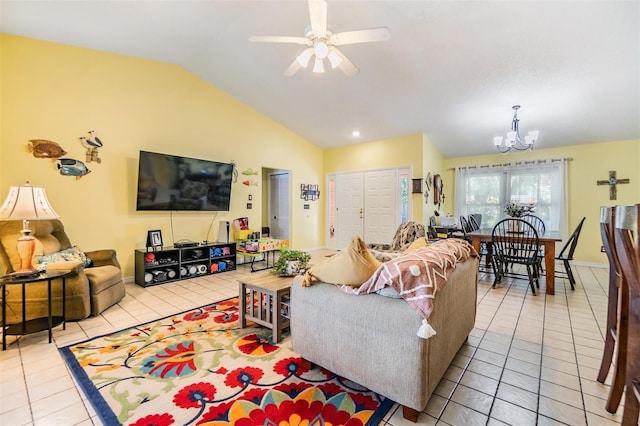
top-left (37, 246), bottom-right (92, 267)
top-left (302, 236), bottom-right (381, 287)
top-left (403, 237), bottom-right (430, 254)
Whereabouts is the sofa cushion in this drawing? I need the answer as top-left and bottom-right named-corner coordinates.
top-left (37, 246), bottom-right (92, 267)
top-left (303, 236), bottom-right (381, 287)
top-left (403, 237), bottom-right (430, 253)
top-left (85, 265), bottom-right (122, 294)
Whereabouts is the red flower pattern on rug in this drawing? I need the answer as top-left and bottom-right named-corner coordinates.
top-left (60, 298), bottom-right (392, 425)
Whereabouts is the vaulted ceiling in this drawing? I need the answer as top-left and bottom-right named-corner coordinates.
top-left (2, 1), bottom-right (638, 157)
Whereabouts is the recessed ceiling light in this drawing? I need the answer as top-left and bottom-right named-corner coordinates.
top-left (352, 130), bottom-right (361, 137)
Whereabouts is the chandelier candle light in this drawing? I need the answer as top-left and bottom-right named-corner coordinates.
top-left (0, 182), bottom-right (60, 274)
top-left (494, 105), bottom-right (539, 153)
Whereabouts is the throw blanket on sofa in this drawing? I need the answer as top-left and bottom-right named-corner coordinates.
top-left (340, 239), bottom-right (477, 339)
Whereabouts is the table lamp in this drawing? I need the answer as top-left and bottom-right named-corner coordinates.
top-left (0, 182), bottom-right (60, 274)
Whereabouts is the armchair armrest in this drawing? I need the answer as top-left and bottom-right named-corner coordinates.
top-left (85, 249), bottom-right (121, 269)
top-left (46, 260), bottom-right (84, 274)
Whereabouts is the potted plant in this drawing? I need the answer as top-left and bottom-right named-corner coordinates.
top-left (273, 250), bottom-right (311, 276)
top-left (504, 201), bottom-right (535, 218)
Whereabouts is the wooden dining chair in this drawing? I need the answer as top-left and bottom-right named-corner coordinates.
top-left (491, 218), bottom-right (540, 294)
top-left (467, 214), bottom-right (492, 272)
top-left (614, 204), bottom-right (640, 426)
top-left (597, 206), bottom-right (627, 413)
top-left (459, 216), bottom-right (470, 232)
top-left (555, 217), bottom-right (586, 290)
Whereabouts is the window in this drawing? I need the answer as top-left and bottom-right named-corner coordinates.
top-left (399, 171), bottom-right (409, 223)
top-left (455, 159), bottom-right (569, 235)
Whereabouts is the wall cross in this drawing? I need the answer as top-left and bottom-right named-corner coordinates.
top-left (597, 170), bottom-right (630, 200)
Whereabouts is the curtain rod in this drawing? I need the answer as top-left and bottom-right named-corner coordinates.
top-left (448, 157), bottom-right (573, 171)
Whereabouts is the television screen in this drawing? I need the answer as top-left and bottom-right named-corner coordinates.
top-left (136, 150), bottom-right (234, 211)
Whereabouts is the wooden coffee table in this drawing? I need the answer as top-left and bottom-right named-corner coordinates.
top-left (238, 272), bottom-right (292, 343)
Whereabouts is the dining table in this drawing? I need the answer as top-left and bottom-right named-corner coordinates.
top-left (467, 228), bottom-right (563, 295)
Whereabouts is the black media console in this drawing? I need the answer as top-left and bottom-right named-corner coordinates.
top-left (134, 242), bottom-right (236, 287)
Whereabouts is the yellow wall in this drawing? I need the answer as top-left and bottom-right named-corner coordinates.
top-left (443, 139), bottom-right (640, 264)
top-left (2, 35), bottom-right (636, 275)
top-left (323, 133), bottom-right (428, 221)
top-left (421, 133), bottom-right (447, 224)
top-left (0, 35), bottom-right (324, 277)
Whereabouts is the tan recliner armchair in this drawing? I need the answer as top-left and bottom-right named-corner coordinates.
top-left (0, 219), bottom-right (125, 323)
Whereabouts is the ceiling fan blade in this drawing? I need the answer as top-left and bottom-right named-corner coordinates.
top-left (329, 47), bottom-right (359, 76)
top-left (330, 27), bottom-right (390, 45)
top-left (249, 36), bottom-right (310, 45)
top-left (308, 0), bottom-right (327, 35)
top-left (283, 59), bottom-right (302, 77)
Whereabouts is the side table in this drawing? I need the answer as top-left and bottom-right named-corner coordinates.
top-left (1, 270), bottom-right (69, 350)
top-left (239, 272), bottom-right (292, 343)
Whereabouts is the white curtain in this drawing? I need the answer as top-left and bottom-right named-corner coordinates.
top-left (455, 158), bottom-right (569, 236)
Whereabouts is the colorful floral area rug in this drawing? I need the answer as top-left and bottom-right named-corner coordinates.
top-left (60, 297), bottom-right (393, 426)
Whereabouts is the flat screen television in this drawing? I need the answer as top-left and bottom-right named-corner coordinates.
top-left (136, 150), bottom-right (234, 211)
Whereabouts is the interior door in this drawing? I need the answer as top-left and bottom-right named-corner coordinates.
top-left (364, 169), bottom-right (397, 244)
top-left (268, 171), bottom-right (289, 240)
top-left (335, 172), bottom-right (364, 249)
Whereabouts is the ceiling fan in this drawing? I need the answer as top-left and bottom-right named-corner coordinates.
top-left (249, 0), bottom-right (390, 76)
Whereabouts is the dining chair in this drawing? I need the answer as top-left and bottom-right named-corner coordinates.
top-left (522, 214), bottom-right (546, 236)
top-left (614, 204), bottom-right (640, 426)
top-left (555, 217), bottom-right (586, 290)
top-left (522, 214), bottom-right (546, 273)
top-left (467, 215), bottom-right (481, 231)
top-left (469, 213), bottom-right (482, 228)
top-left (491, 218), bottom-right (540, 294)
top-left (460, 215), bottom-right (471, 233)
top-left (597, 206), bottom-right (627, 413)
top-left (467, 214), bottom-right (491, 272)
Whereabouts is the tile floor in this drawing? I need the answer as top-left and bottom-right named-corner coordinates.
top-left (0, 251), bottom-right (626, 425)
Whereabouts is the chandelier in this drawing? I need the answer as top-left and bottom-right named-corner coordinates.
top-left (493, 105), bottom-right (539, 153)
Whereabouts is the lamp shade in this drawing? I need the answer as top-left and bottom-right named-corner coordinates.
top-left (0, 183), bottom-right (60, 221)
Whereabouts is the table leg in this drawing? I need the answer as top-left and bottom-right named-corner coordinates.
top-left (544, 241), bottom-right (556, 295)
top-left (2, 284), bottom-right (6, 350)
top-left (62, 277), bottom-right (66, 330)
top-left (48, 278), bottom-right (53, 343)
top-left (273, 292), bottom-right (283, 343)
top-left (471, 238), bottom-right (481, 254)
top-left (239, 282), bottom-right (247, 329)
top-left (21, 282), bottom-right (26, 335)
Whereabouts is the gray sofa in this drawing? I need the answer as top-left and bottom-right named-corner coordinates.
top-left (290, 256), bottom-right (478, 422)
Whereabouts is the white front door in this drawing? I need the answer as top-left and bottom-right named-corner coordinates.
top-left (335, 172), bottom-right (364, 249)
top-left (331, 167), bottom-right (409, 249)
top-left (268, 171), bottom-right (289, 240)
top-left (364, 169), bottom-right (397, 245)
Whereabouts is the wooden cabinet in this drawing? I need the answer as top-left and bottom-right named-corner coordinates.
top-left (134, 243), bottom-right (236, 287)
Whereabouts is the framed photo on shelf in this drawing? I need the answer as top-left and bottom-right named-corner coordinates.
top-left (146, 229), bottom-right (163, 251)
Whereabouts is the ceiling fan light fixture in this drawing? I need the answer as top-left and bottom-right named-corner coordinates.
top-left (313, 57), bottom-right (325, 73)
top-left (314, 40), bottom-right (329, 59)
top-left (296, 48), bottom-right (313, 67)
top-left (328, 50), bottom-right (342, 68)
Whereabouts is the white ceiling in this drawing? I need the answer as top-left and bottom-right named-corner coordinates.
top-left (2, 0), bottom-right (639, 157)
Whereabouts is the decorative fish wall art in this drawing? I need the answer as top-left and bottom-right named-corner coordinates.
top-left (242, 180), bottom-right (258, 186)
top-left (242, 168), bottom-right (258, 176)
top-left (28, 139), bottom-right (67, 159)
top-left (56, 158), bottom-right (91, 179)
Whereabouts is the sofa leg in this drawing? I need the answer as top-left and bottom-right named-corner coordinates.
top-left (300, 357), bottom-right (313, 370)
top-left (402, 406), bottom-right (419, 422)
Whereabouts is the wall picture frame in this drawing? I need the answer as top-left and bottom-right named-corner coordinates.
top-left (146, 229), bottom-right (163, 251)
top-left (411, 178), bottom-right (422, 194)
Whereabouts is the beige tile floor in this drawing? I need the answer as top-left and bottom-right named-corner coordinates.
top-left (0, 252), bottom-right (625, 425)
